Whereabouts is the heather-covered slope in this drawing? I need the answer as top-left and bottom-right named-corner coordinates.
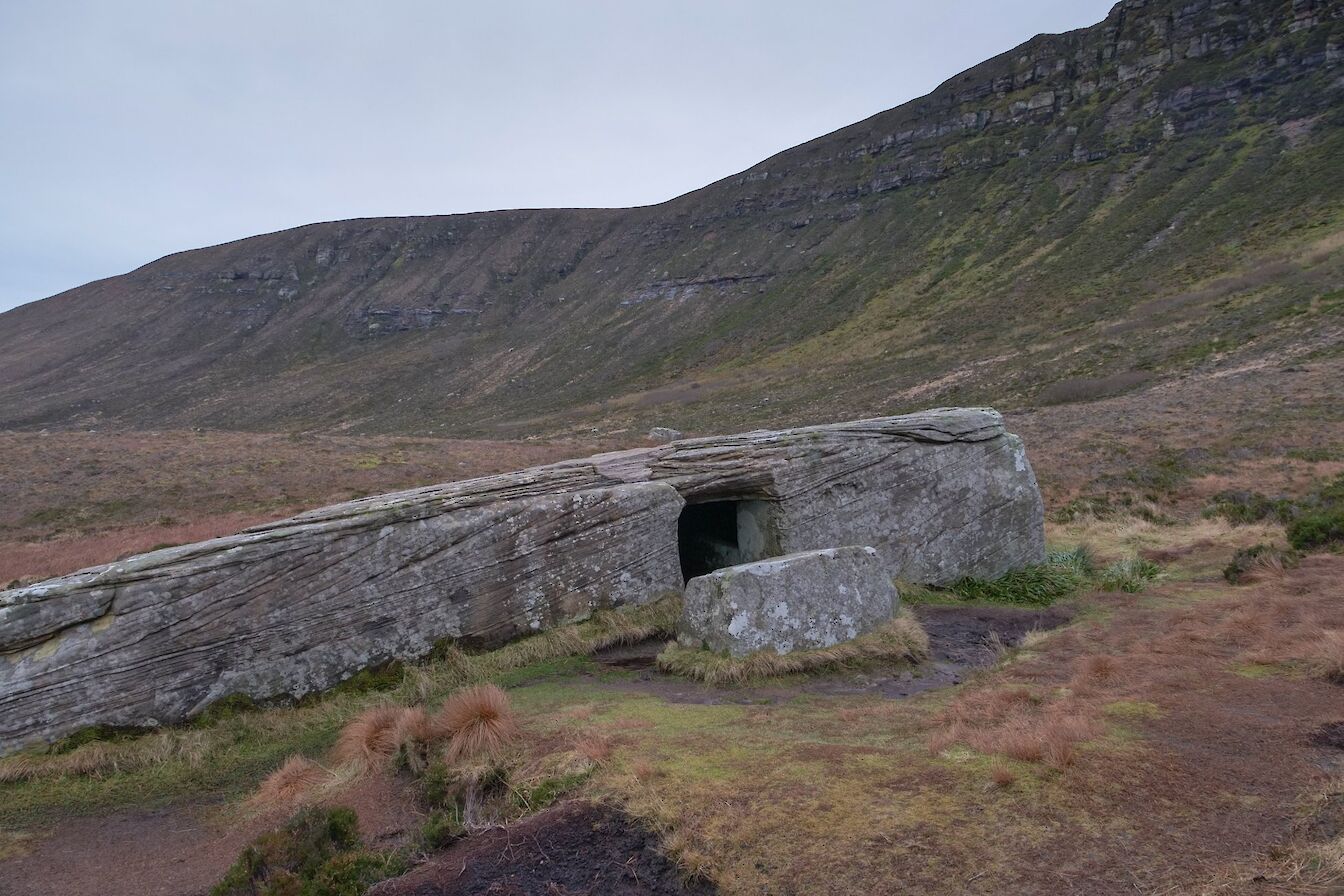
top-left (1, 0), bottom-right (1340, 436)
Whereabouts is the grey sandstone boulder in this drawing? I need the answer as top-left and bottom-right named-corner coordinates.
top-left (647, 426), bottom-right (683, 443)
top-left (679, 546), bottom-right (899, 657)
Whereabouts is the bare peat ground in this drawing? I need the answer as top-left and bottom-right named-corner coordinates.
top-left (367, 802), bottom-right (714, 896)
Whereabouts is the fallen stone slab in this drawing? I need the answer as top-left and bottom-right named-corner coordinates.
top-left (679, 546), bottom-right (899, 657)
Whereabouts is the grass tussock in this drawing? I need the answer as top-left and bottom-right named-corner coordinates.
top-left (1096, 556), bottom-right (1161, 592)
top-left (430, 684), bottom-right (521, 764)
top-left (250, 755), bottom-right (332, 810)
top-left (1223, 542), bottom-right (1300, 584)
top-left (946, 544), bottom-right (1162, 604)
top-left (655, 611), bottom-right (929, 686)
top-left (948, 547), bottom-right (1095, 605)
top-left (331, 706), bottom-right (415, 767)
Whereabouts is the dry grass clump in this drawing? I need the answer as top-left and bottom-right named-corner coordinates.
top-left (574, 732), bottom-right (614, 765)
top-left (250, 755), bottom-right (332, 809)
top-left (327, 685), bottom-right (521, 769)
top-left (331, 705), bottom-right (413, 766)
top-left (989, 762), bottom-right (1016, 788)
top-left (1302, 629), bottom-right (1344, 684)
top-left (430, 684), bottom-right (522, 764)
top-left (0, 728), bottom-right (211, 782)
top-left (250, 685), bottom-right (523, 809)
top-left (655, 611), bottom-right (929, 686)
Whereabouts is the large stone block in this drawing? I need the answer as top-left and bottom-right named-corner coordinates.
top-left (0, 480), bottom-right (685, 753)
top-left (678, 546), bottom-right (899, 657)
top-left (0, 408), bottom-right (1045, 753)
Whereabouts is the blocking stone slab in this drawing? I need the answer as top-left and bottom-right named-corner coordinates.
top-left (678, 546), bottom-right (899, 657)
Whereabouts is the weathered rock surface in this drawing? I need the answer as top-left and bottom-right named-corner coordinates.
top-left (679, 546), bottom-right (898, 657)
top-left (0, 408), bottom-right (1044, 752)
top-left (647, 427), bottom-right (683, 443)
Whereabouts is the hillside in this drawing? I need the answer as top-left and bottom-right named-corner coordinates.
top-left (1, 0), bottom-right (1340, 437)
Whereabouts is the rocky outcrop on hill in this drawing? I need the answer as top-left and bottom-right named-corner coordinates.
top-left (0, 408), bottom-right (1043, 752)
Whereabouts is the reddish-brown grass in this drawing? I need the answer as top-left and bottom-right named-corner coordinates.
top-left (0, 429), bottom-right (618, 584)
top-left (431, 684), bottom-right (521, 763)
top-left (990, 762), bottom-right (1016, 788)
top-left (332, 705), bottom-right (414, 766)
top-left (574, 732), bottom-right (614, 764)
top-left (0, 514), bottom-right (274, 585)
top-left (251, 755), bottom-right (329, 808)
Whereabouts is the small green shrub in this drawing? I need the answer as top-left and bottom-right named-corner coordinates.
top-left (418, 760), bottom-right (464, 808)
top-left (1287, 510), bottom-right (1344, 551)
top-left (419, 810), bottom-right (466, 850)
top-left (211, 807), bottom-right (361, 896)
top-left (305, 851), bottom-right (408, 896)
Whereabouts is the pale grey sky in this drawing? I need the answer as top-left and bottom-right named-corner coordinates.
top-left (0, 0), bottom-right (1115, 313)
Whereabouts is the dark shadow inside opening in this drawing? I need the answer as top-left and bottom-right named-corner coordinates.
top-left (677, 499), bottom-right (779, 582)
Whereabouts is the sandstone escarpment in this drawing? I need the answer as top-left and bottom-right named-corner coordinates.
top-left (0, 1), bottom-right (1338, 435)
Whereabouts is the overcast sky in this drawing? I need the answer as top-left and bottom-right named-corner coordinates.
top-left (0, 0), bottom-right (1115, 313)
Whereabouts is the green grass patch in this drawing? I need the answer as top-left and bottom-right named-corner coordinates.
top-left (1103, 700), bottom-right (1162, 720)
top-left (1233, 662), bottom-right (1285, 679)
top-left (1096, 557), bottom-right (1162, 593)
top-left (947, 547), bottom-right (1094, 605)
top-left (945, 546), bottom-right (1165, 605)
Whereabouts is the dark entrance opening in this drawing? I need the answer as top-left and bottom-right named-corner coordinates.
top-left (677, 498), bottom-right (780, 581)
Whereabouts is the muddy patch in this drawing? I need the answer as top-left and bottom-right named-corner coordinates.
top-left (589, 603), bottom-right (1072, 704)
top-left (369, 801), bottom-right (712, 896)
top-left (1311, 722), bottom-right (1344, 751)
